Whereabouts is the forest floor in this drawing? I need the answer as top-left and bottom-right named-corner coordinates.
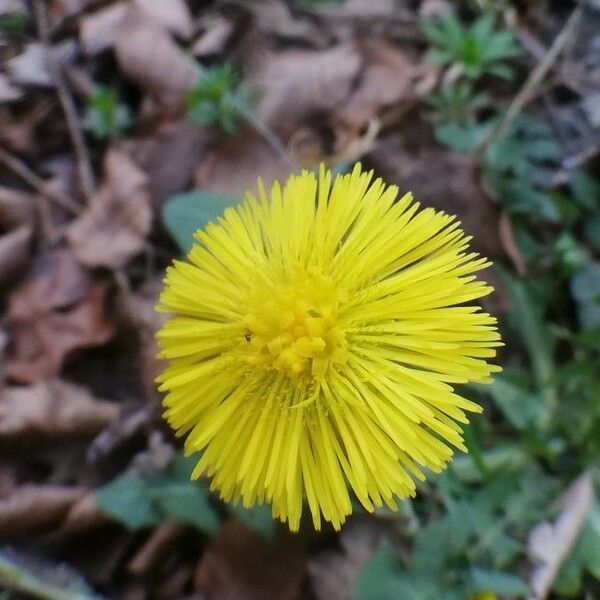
top-left (0, 0), bottom-right (599, 599)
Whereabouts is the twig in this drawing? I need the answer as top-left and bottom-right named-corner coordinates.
top-left (126, 520), bottom-right (186, 576)
top-left (0, 145), bottom-right (82, 215)
top-left (33, 0), bottom-right (95, 200)
top-left (473, 1), bottom-right (584, 163)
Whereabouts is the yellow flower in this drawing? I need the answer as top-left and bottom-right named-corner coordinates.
top-left (156, 164), bottom-right (502, 531)
top-left (472, 593), bottom-right (498, 600)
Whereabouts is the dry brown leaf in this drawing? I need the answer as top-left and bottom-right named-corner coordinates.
top-left (0, 73), bottom-right (23, 102)
top-left (419, 0), bottom-right (453, 20)
top-left (247, 0), bottom-right (329, 45)
top-left (308, 520), bottom-right (383, 600)
top-left (192, 15), bottom-right (235, 57)
top-left (116, 278), bottom-right (168, 403)
top-left (49, 0), bottom-right (97, 23)
top-left (4, 248), bottom-right (115, 383)
top-left (127, 120), bottom-right (212, 210)
top-left (194, 133), bottom-right (300, 195)
top-left (336, 40), bottom-right (424, 131)
top-left (61, 492), bottom-right (108, 533)
top-left (194, 520), bottom-right (304, 600)
top-left (67, 148), bottom-right (151, 269)
top-left (0, 187), bottom-right (35, 286)
top-left (252, 44), bottom-right (361, 135)
top-left (0, 379), bottom-right (117, 439)
top-left (115, 6), bottom-right (197, 107)
top-left (0, 225), bottom-right (32, 286)
top-left (134, 0), bottom-right (193, 39)
top-left (0, 484), bottom-right (85, 535)
top-left (528, 473), bottom-right (594, 600)
top-left (80, 0), bottom-right (192, 56)
top-left (0, 0), bottom-right (27, 13)
top-left (8, 40), bottom-right (78, 87)
top-left (79, 1), bottom-right (128, 55)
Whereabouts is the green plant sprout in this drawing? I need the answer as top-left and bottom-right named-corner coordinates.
top-left (83, 86), bottom-right (131, 140)
top-left (425, 82), bottom-right (490, 152)
top-left (0, 11), bottom-right (28, 37)
top-left (422, 12), bottom-right (522, 80)
top-left (185, 64), bottom-right (253, 134)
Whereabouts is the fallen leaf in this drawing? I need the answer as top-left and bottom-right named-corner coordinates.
top-left (419, 0), bottom-right (453, 19)
top-left (246, 0), bottom-right (329, 45)
top-left (0, 73), bottom-right (23, 102)
top-left (61, 492), bottom-right (108, 533)
top-left (116, 278), bottom-right (167, 402)
top-left (0, 225), bottom-right (32, 286)
top-left (49, 0), bottom-right (97, 24)
top-left (335, 40), bottom-right (426, 131)
top-left (194, 133), bottom-right (300, 195)
top-left (0, 0), bottom-right (27, 13)
top-left (0, 484), bottom-right (85, 535)
top-left (315, 0), bottom-right (397, 18)
top-left (8, 40), bottom-right (77, 87)
top-left (78, 1), bottom-right (128, 55)
top-left (4, 248), bottom-right (115, 383)
top-left (0, 379), bottom-right (117, 439)
top-left (79, 0), bottom-right (192, 56)
top-left (115, 6), bottom-right (197, 107)
top-left (126, 119), bottom-right (212, 210)
top-left (194, 520), bottom-right (304, 600)
top-left (192, 15), bottom-right (235, 57)
top-left (0, 187), bottom-right (35, 286)
top-left (528, 472), bottom-right (594, 600)
top-left (134, 0), bottom-right (193, 39)
top-left (308, 520), bottom-right (384, 600)
top-left (67, 148), bottom-right (151, 269)
top-left (252, 43), bottom-right (362, 136)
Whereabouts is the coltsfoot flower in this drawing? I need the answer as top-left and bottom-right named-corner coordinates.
top-left (156, 163), bottom-right (502, 531)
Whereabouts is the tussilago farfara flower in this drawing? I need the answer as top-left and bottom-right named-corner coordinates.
top-left (156, 163), bottom-right (502, 531)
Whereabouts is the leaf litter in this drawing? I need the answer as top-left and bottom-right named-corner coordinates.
top-left (0, 0), bottom-right (599, 598)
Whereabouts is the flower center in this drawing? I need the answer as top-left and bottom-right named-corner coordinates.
top-left (242, 265), bottom-right (348, 381)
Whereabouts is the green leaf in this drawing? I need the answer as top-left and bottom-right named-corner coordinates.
top-left (483, 371), bottom-right (541, 430)
top-left (353, 542), bottom-right (435, 600)
top-left (97, 474), bottom-right (160, 529)
top-left (83, 87), bottom-right (131, 139)
top-left (0, 11), bottom-right (28, 37)
top-left (230, 504), bottom-right (278, 540)
top-left (569, 171), bottom-right (600, 212)
top-left (471, 567), bottom-right (529, 597)
top-left (97, 453), bottom-right (220, 535)
top-left (570, 263), bottom-right (600, 330)
top-left (583, 215), bottom-right (600, 252)
top-left (497, 269), bottom-right (557, 426)
top-left (154, 480), bottom-right (220, 534)
top-left (162, 191), bottom-right (241, 253)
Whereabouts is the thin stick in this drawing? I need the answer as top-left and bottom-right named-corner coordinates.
top-left (473, 1), bottom-right (584, 163)
top-left (0, 145), bottom-right (82, 215)
top-left (33, 0), bottom-right (95, 200)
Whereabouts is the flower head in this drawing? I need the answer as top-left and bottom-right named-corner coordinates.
top-left (156, 164), bottom-right (501, 531)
